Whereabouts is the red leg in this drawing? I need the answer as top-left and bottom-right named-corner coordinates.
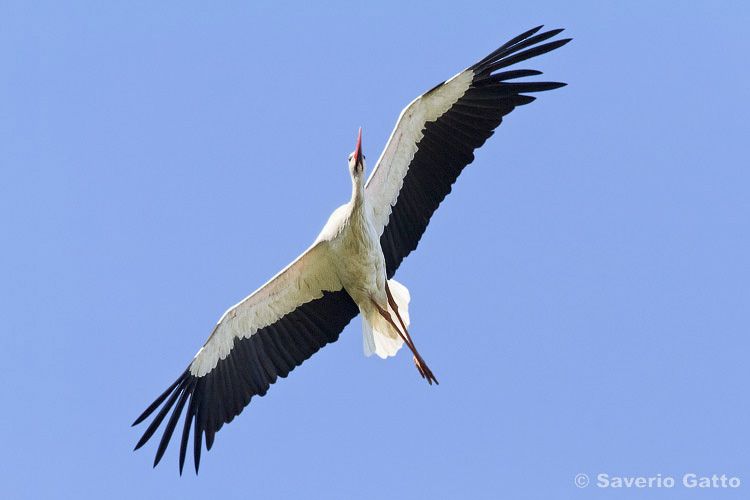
top-left (370, 295), bottom-right (438, 386)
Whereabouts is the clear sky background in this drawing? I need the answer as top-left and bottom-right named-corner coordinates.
top-left (2, 1), bottom-right (749, 499)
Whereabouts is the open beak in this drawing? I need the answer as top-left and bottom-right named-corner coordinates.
top-left (354, 127), bottom-right (363, 170)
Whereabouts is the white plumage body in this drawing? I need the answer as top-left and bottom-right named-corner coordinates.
top-left (321, 150), bottom-right (409, 358)
top-left (327, 189), bottom-right (408, 358)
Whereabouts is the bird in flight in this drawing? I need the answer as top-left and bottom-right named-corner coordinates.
top-left (133, 26), bottom-right (570, 474)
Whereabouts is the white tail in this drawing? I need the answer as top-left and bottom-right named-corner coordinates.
top-left (361, 279), bottom-right (410, 358)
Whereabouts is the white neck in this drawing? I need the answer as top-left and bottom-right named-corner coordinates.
top-left (350, 172), bottom-right (365, 209)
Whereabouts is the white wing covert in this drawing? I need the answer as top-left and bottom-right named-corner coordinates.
top-left (190, 241), bottom-right (342, 377)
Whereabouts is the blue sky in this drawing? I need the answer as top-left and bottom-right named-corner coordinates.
top-left (3, 1), bottom-right (749, 498)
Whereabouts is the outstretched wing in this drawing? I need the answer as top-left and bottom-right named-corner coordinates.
top-left (365, 26), bottom-right (570, 277)
top-left (133, 241), bottom-right (359, 473)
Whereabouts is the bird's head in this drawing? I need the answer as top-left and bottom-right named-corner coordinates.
top-left (348, 127), bottom-right (366, 180)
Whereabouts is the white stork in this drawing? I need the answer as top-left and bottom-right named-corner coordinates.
top-left (134, 26), bottom-right (570, 473)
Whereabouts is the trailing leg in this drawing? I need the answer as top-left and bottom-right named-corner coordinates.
top-left (370, 296), bottom-right (438, 385)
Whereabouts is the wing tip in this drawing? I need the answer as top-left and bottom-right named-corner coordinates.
top-left (472, 26), bottom-right (571, 76)
top-left (133, 369), bottom-right (195, 469)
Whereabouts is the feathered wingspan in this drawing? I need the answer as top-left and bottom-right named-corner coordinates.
top-left (132, 241), bottom-right (359, 474)
top-left (133, 25), bottom-right (570, 475)
top-left (365, 26), bottom-right (570, 278)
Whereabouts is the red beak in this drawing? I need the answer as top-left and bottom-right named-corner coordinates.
top-left (354, 127), bottom-right (363, 168)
